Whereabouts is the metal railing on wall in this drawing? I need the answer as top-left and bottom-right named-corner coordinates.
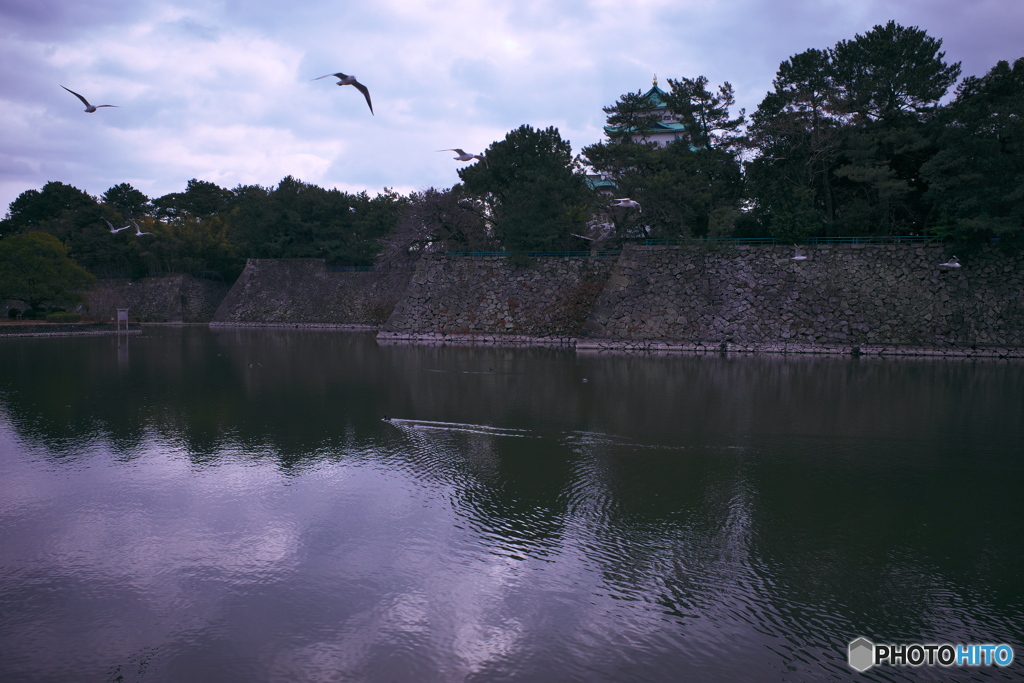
top-left (808, 236), bottom-right (933, 245)
top-left (640, 237), bottom-right (778, 246)
top-left (441, 250), bottom-right (623, 258)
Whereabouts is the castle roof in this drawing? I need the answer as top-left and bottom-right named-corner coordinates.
top-left (603, 78), bottom-right (688, 139)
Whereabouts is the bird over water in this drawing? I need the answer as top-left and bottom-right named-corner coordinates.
top-left (312, 72), bottom-right (373, 114)
top-left (61, 86), bottom-right (118, 113)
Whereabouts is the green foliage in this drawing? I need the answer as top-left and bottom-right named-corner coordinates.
top-left (155, 179), bottom-right (234, 219)
top-left (102, 183), bottom-right (151, 217)
top-left (583, 140), bottom-right (744, 240)
top-left (663, 76), bottom-right (746, 151)
top-left (1, 181), bottom-right (97, 234)
top-left (601, 90), bottom-right (662, 143)
top-left (0, 232), bottom-right (96, 311)
top-left (45, 312), bottom-right (81, 323)
top-left (747, 22), bottom-right (964, 239)
top-left (746, 48), bottom-right (844, 236)
top-left (832, 21), bottom-right (961, 122)
top-left (922, 58), bottom-right (1024, 238)
top-left (379, 186), bottom-right (492, 268)
top-left (459, 125), bottom-right (594, 252)
top-left (229, 176), bottom-right (405, 267)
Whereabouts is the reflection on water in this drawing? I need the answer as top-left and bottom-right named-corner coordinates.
top-left (1, 328), bottom-right (1022, 682)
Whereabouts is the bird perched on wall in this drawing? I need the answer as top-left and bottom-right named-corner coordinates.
top-left (103, 218), bottom-right (131, 234)
top-left (611, 198), bottom-right (641, 211)
top-left (312, 72), bottom-right (373, 114)
top-left (438, 149), bottom-right (488, 166)
top-left (61, 86), bottom-right (118, 113)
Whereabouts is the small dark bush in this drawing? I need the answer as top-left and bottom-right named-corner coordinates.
top-left (45, 312), bottom-right (81, 323)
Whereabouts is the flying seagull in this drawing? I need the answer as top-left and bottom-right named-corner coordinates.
top-left (611, 198), bottom-right (641, 211)
top-left (61, 85), bottom-right (118, 113)
top-left (791, 245), bottom-right (808, 261)
top-left (939, 256), bottom-right (960, 268)
top-left (131, 220), bottom-right (153, 237)
top-left (103, 218), bottom-right (131, 234)
top-left (437, 149), bottom-right (487, 166)
top-left (312, 72), bottom-right (373, 114)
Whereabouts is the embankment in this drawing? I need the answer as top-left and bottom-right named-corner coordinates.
top-left (211, 258), bottom-right (412, 327)
top-left (378, 254), bottom-right (616, 344)
top-left (578, 244), bottom-right (1024, 357)
top-left (85, 275), bottom-right (229, 322)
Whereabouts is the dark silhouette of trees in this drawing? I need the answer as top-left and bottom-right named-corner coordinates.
top-left (922, 58), bottom-right (1024, 239)
top-left (458, 125), bottom-right (595, 252)
top-left (0, 232), bottom-right (95, 312)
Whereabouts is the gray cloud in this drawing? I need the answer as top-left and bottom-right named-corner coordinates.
top-left (1, 0), bottom-right (1021, 211)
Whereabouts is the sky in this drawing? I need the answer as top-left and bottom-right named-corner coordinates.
top-left (1, 0), bottom-right (1021, 213)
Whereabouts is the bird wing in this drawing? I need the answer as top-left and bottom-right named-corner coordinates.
top-left (61, 85), bottom-right (91, 107)
top-left (352, 80), bottom-right (373, 114)
top-left (436, 149), bottom-right (466, 154)
top-left (312, 72), bottom-right (348, 81)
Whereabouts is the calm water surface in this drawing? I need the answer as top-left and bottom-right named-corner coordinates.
top-left (1, 327), bottom-right (1022, 682)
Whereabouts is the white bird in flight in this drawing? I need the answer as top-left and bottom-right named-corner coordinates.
top-left (611, 198), bottom-right (641, 211)
top-left (131, 220), bottom-right (153, 237)
top-left (312, 72), bottom-right (373, 114)
top-left (438, 149), bottom-right (488, 166)
top-left (61, 85), bottom-right (118, 113)
top-left (791, 245), bottom-right (808, 261)
top-left (939, 256), bottom-right (960, 268)
top-left (103, 218), bottom-right (131, 234)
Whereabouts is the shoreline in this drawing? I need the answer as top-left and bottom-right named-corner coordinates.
top-left (4, 322), bottom-right (1022, 359)
top-left (0, 322), bottom-right (141, 338)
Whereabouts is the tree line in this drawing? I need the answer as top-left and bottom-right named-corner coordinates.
top-left (2, 21), bottom-right (1021, 312)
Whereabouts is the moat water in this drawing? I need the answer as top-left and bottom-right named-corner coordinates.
top-left (1, 327), bottom-right (1021, 682)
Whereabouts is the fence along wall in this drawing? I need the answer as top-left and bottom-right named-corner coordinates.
top-left (211, 258), bottom-right (413, 327)
top-left (578, 244), bottom-right (1024, 355)
top-left (378, 254), bottom-right (616, 343)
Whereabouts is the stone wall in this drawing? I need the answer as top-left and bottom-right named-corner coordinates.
top-left (378, 255), bottom-right (616, 343)
top-left (211, 259), bottom-right (412, 327)
top-left (578, 244), bottom-right (1024, 355)
top-left (84, 275), bottom-right (229, 322)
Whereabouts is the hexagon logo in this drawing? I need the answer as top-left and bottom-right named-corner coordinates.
top-left (848, 637), bottom-right (875, 672)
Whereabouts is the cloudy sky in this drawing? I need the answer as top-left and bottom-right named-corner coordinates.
top-left (1, 0), bottom-right (1021, 213)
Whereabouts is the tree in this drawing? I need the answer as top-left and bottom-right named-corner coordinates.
top-left (831, 20), bottom-right (961, 123)
top-left (663, 76), bottom-right (746, 151)
top-left (746, 48), bottom-right (845, 238)
top-left (102, 183), bottom-right (151, 217)
top-left (601, 90), bottom-right (662, 144)
top-left (1, 181), bottom-right (97, 234)
top-left (227, 177), bottom-right (405, 267)
top-left (583, 140), bottom-right (743, 239)
top-left (923, 57), bottom-right (1024, 239)
top-left (0, 232), bottom-right (95, 312)
top-left (378, 186), bottom-right (492, 268)
top-left (154, 179), bottom-right (234, 220)
top-left (824, 22), bottom-right (960, 235)
top-left (458, 125), bottom-right (595, 252)
top-left (584, 77), bottom-right (745, 241)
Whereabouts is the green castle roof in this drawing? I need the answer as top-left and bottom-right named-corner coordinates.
top-left (603, 81), bottom-right (688, 138)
